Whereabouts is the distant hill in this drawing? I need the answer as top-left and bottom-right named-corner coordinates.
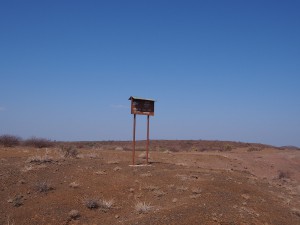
top-left (280, 145), bottom-right (300, 150)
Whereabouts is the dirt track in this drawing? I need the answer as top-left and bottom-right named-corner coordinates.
top-left (0, 142), bottom-right (299, 225)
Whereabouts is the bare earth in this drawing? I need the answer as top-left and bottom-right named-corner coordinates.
top-left (0, 141), bottom-right (300, 225)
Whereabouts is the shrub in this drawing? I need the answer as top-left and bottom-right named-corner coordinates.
top-left (35, 181), bottom-right (54, 193)
top-left (61, 145), bottom-right (78, 158)
top-left (26, 155), bottom-right (53, 164)
top-left (84, 198), bottom-right (100, 209)
top-left (101, 199), bottom-right (114, 209)
top-left (247, 147), bottom-right (262, 152)
top-left (9, 195), bottom-right (24, 207)
top-left (83, 198), bottom-right (114, 210)
top-left (135, 202), bottom-right (152, 214)
top-left (0, 135), bottom-right (22, 147)
top-left (24, 137), bottom-right (54, 148)
top-left (69, 210), bottom-right (80, 220)
top-left (222, 145), bottom-right (232, 151)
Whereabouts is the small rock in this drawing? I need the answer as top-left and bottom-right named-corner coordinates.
top-left (212, 217), bottom-right (218, 222)
top-left (18, 179), bottom-right (26, 184)
top-left (113, 167), bottom-right (122, 172)
top-left (115, 214), bottom-right (120, 219)
top-left (291, 208), bottom-right (300, 217)
top-left (241, 194), bottom-right (250, 200)
top-left (69, 210), bottom-right (80, 220)
top-left (172, 198), bottom-right (178, 203)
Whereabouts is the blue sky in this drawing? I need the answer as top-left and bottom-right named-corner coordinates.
top-left (1, 0), bottom-right (299, 146)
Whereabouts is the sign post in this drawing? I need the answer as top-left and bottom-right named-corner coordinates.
top-left (129, 96), bottom-right (155, 165)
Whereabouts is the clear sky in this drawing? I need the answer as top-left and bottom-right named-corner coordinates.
top-left (1, 0), bottom-right (299, 146)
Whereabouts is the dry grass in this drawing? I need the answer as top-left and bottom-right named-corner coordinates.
top-left (83, 197), bottom-right (114, 210)
top-left (143, 185), bottom-right (159, 191)
top-left (140, 172), bottom-right (152, 177)
top-left (21, 165), bottom-right (33, 172)
top-left (6, 216), bottom-right (15, 225)
top-left (69, 210), bottom-right (80, 220)
top-left (35, 181), bottom-right (54, 193)
top-left (176, 186), bottom-right (189, 192)
top-left (107, 160), bottom-right (120, 164)
top-left (8, 195), bottom-right (23, 207)
top-left (61, 146), bottom-right (78, 158)
top-left (113, 166), bottom-right (122, 171)
top-left (84, 198), bottom-right (100, 209)
top-left (138, 152), bottom-right (151, 159)
top-left (95, 170), bottom-right (107, 175)
top-left (247, 147), bottom-right (262, 152)
top-left (191, 188), bottom-right (202, 194)
top-left (153, 190), bottom-right (166, 197)
top-left (101, 199), bottom-right (114, 209)
top-left (135, 202), bottom-right (152, 214)
top-left (69, 182), bottom-right (80, 188)
top-left (26, 155), bottom-right (53, 164)
top-left (176, 174), bottom-right (189, 181)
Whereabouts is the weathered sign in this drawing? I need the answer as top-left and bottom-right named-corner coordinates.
top-left (129, 96), bottom-right (155, 116)
top-left (129, 96), bottom-right (155, 165)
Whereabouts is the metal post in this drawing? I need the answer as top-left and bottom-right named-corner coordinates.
top-left (146, 115), bottom-right (150, 164)
top-left (132, 114), bottom-right (136, 165)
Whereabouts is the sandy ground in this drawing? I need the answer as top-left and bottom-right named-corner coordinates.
top-left (0, 142), bottom-right (299, 225)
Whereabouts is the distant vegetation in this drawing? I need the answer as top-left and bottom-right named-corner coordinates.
top-left (23, 137), bottom-right (54, 148)
top-left (0, 134), bottom-right (54, 148)
top-left (0, 134), bottom-right (278, 152)
top-left (0, 135), bottom-right (22, 147)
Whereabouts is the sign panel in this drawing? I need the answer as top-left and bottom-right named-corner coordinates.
top-left (131, 98), bottom-right (154, 116)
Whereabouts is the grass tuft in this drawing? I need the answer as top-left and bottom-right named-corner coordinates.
top-left (135, 202), bottom-right (152, 214)
top-left (35, 181), bottom-right (54, 193)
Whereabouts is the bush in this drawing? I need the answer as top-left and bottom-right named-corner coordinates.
top-left (69, 210), bottom-right (80, 220)
top-left (35, 181), bottom-right (54, 193)
top-left (84, 198), bottom-right (100, 209)
top-left (135, 202), bottom-right (152, 214)
top-left (83, 198), bottom-right (114, 210)
top-left (222, 145), bottom-right (232, 151)
top-left (61, 145), bottom-right (79, 158)
top-left (10, 195), bottom-right (24, 207)
top-left (24, 137), bottom-right (54, 148)
top-left (26, 155), bottom-right (53, 164)
top-left (247, 147), bottom-right (262, 152)
top-left (0, 135), bottom-right (22, 147)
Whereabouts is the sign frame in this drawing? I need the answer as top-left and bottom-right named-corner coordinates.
top-left (128, 96), bottom-right (155, 165)
top-left (129, 97), bottom-right (155, 116)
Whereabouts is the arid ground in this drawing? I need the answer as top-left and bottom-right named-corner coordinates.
top-left (0, 140), bottom-right (300, 225)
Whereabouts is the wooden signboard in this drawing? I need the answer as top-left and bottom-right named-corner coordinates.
top-left (129, 96), bottom-right (155, 165)
top-left (129, 97), bottom-right (155, 116)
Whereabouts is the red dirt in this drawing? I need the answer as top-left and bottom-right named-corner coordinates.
top-left (0, 141), bottom-right (299, 225)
